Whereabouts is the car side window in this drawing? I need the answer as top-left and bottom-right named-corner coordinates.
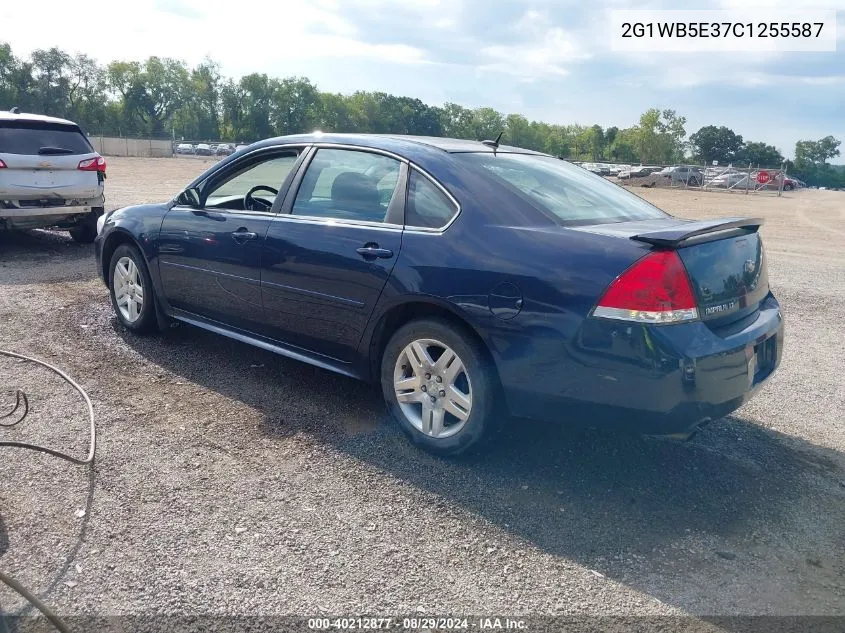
top-left (204, 152), bottom-right (299, 211)
top-left (405, 169), bottom-right (459, 229)
top-left (291, 148), bottom-right (401, 223)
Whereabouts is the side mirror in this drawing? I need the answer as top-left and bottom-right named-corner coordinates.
top-left (179, 187), bottom-right (202, 208)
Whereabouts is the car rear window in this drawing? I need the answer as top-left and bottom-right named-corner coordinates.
top-left (0, 120), bottom-right (93, 155)
top-left (455, 153), bottom-right (668, 225)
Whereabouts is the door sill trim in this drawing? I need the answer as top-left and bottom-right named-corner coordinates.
top-left (168, 309), bottom-right (362, 380)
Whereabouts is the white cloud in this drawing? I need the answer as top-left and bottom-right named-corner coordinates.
top-left (478, 9), bottom-right (591, 78)
top-left (0, 0), bottom-right (426, 75)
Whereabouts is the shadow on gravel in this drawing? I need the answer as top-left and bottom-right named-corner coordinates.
top-left (119, 320), bottom-right (845, 617)
top-left (0, 230), bottom-right (97, 286)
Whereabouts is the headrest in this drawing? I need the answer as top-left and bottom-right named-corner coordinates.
top-left (330, 172), bottom-right (381, 208)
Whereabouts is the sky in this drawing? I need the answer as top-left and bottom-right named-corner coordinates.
top-left (2, 0), bottom-right (843, 162)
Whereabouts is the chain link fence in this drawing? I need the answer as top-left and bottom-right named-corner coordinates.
top-left (572, 160), bottom-right (803, 196)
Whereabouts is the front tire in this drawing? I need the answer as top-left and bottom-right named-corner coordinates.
top-left (109, 243), bottom-right (156, 334)
top-left (381, 318), bottom-right (499, 456)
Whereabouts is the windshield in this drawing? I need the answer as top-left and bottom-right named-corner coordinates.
top-left (455, 153), bottom-right (668, 225)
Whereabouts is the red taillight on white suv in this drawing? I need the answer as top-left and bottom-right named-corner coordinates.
top-left (0, 159), bottom-right (7, 168)
top-left (592, 250), bottom-right (699, 324)
top-left (78, 155), bottom-right (106, 172)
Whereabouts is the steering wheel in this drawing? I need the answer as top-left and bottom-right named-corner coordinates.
top-left (244, 185), bottom-right (278, 211)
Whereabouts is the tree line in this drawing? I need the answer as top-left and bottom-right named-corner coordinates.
top-left (1, 43), bottom-right (841, 187)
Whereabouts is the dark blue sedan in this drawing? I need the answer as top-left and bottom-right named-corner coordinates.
top-left (95, 134), bottom-right (783, 455)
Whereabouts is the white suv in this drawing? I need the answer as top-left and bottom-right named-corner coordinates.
top-left (0, 109), bottom-right (106, 243)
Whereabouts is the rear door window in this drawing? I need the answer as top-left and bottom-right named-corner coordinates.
top-left (0, 120), bottom-right (93, 155)
top-left (291, 148), bottom-right (401, 223)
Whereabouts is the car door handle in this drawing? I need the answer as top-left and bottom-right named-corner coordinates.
top-left (232, 229), bottom-right (258, 243)
top-left (356, 245), bottom-right (393, 259)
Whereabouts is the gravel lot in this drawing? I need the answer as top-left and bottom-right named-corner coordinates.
top-left (1, 157), bottom-right (843, 626)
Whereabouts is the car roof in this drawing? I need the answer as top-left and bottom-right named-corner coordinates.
top-left (0, 110), bottom-right (79, 126)
top-left (249, 132), bottom-right (545, 159)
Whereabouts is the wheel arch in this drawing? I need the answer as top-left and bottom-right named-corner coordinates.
top-left (365, 298), bottom-right (505, 398)
top-left (100, 228), bottom-right (148, 289)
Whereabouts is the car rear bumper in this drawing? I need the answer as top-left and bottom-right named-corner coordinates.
top-left (1, 204), bottom-right (97, 217)
top-left (500, 293), bottom-right (784, 435)
top-left (0, 203), bottom-right (101, 230)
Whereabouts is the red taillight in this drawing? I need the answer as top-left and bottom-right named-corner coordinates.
top-left (78, 155), bottom-right (106, 172)
top-left (0, 159), bottom-right (6, 168)
top-left (593, 250), bottom-right (699, 324)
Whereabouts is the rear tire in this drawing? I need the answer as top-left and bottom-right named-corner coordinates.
top-left (69, 207), bottom-right (103, 244)
top-left (108, 243), bottom-right (156, 334)
top-left (381, 318), bottom-right (500, 456)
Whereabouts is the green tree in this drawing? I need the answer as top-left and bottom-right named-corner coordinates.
top-left (690, 125), bottom-right (744, 164)
top-left (505, 113), bottom-right (532, 148)
top-left (31, 47), bottom-right (72, 117)
top-left (607, 128), bottom-right (639, 163)
top-left (188, 59), bottom-right (222, 139)
top-left (630, 108), bottom-right (687, 164)
top-left (439, 102), bottom-right (473, 139)
top-left (789, 136), bottom-right (842, 187)
top-left (271, 77), bottom-right (319, 135)
top-left (736, 141), bottom-right (783, 167)
top-left (469, 107), bottom-right (505, 141)
top-left (67, 54), bottom-right (108, 131)
top-left (795, 136), bottom-right (841, 167)
top-left (108, 57), bottom-right (189, 136)
top-left (237, 73), bottom-right (276, 141)
top-left (220, 78), bottom-right (248, 141)
top-left (0, 42), bottom-right (36, 111)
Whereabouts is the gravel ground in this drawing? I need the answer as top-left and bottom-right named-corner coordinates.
top-left (0, 158), bottom-right (843, 626)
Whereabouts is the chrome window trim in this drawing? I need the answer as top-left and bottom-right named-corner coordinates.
top-left (266, 215), bottom-right (404, 232)
top-left (307, 142), bottom-right (410, 165)
top-left (401, 164), bottom-right (462, 234)
top-left (169, 204), bottom-right (278, 218)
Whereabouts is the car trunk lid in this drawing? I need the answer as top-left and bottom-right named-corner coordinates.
top-left (575, 217), bottom-right (770, 326)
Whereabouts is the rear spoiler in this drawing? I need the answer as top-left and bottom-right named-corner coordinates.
top-left (630, 217), bottom-right (764, 248)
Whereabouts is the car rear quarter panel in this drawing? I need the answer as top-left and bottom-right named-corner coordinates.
top-left (374, 171), bottom-right (652, 419)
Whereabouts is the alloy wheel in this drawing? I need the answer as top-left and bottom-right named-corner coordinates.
top-left (393, 338), bottom-right (473, 439)
top-left (113, 256), bottom-right (144, 323)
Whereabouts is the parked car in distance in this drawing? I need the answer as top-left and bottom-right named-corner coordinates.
top-left (175, 143), bottom-right (194, 155)
top-left (618, 165), bottom-right (662, 179)
top-left (708, 172), bottom-right (749, 188)
top-left (1, 109), bottom-right (106, 242)
top-left (659, 165), bottom-right (703, 186)
top-left (235, 144), bottom-right (249, 151)
top-left (215, 143), bottom-right (234, 156)
top-left (194, 143), bottom-right (215, 156)
top-left (582, 162), bottom-right (610, 176)
top-left (94, 133), bottom-right (784, 455)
